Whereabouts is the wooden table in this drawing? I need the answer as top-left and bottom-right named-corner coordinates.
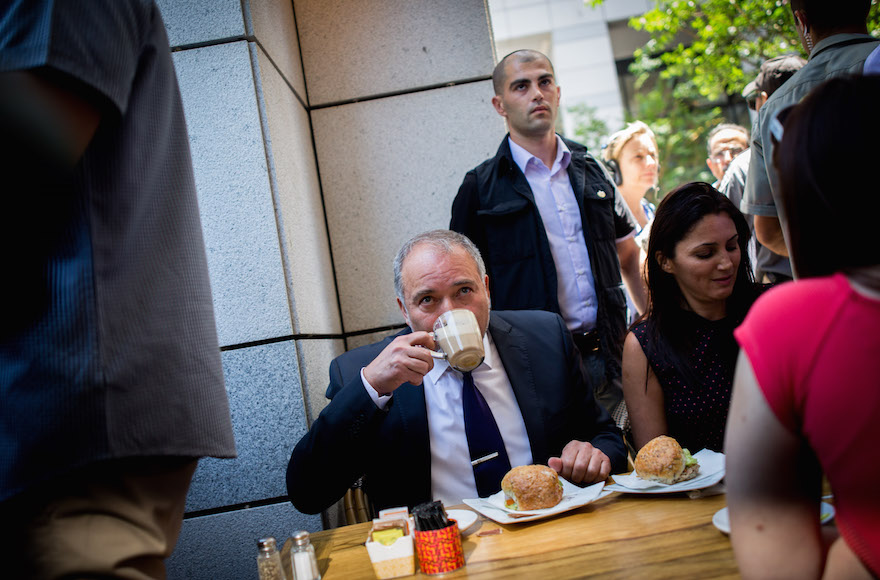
top-left (284, 491), bottom-right (739, 579)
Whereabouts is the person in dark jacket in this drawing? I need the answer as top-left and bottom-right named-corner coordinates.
top-left (451, 49), bottom-right (646, 428)
top-left (0, 2), bottom-right (236, 577)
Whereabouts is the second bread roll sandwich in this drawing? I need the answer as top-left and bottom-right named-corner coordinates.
top-left (634, 435), bottom-right (700, 484)
top-left (501, 465), bottom-right (564, 510)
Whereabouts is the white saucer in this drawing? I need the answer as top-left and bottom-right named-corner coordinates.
top-left (446, 509), bottom-right (480, 535)
top-left (712, 502), bottom-right (835, 535)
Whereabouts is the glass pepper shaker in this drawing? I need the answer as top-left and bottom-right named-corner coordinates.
top-left (256, 537), bottom-right (286, 580)
top-left (289, 530), bottom-right (321, 580)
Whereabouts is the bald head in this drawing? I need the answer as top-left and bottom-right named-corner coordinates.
top-left (493, 50), bottom-right (555, 95)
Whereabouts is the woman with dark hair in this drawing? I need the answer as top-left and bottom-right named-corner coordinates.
top-left (622, 182), bottom-right (764, 453)
top-left (726, 75), bottom-right (880, 579)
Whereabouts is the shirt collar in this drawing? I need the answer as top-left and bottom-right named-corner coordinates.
top-left (426, 331), bottom-right (496, 383)
top-left (810, 33), bottom-right (877, 60)
top-left (508, 134), bottom-right (571, 176)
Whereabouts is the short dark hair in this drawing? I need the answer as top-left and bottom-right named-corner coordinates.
top-left (756, 54), bottom-right (807, 96)
top-left (773, 75), bottom-right (880, 278)
top-left (789, 0), bottom-right (872, 32)
top-left (492, 50), bottom-right (555, 95)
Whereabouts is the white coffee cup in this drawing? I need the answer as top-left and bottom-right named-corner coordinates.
top-left (430, 309), bottom-right (485, 372)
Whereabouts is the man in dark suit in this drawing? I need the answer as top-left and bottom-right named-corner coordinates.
top-left (287, 230), bottom-right (626, 514)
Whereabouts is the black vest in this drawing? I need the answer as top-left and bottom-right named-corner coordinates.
top-left (451, 136), bottom-right (630, 381)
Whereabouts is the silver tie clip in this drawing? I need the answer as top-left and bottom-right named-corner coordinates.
top-left (471, 452), bottom-right (499, 466)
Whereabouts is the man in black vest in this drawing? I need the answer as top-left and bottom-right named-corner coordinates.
top-left (451, 50), bottom-right (646, 427)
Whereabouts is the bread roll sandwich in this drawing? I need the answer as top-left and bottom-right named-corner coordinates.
top-left (501, 465), bottom-right (564, 510)
top-left (634, 436), bottom-right (700, 484)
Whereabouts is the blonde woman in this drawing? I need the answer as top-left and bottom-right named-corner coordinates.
top-left (602, 121), bottom-right (659, 233)
top-left (603, 121), bottom-right (660, 324)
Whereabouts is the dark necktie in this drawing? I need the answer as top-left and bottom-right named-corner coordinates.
top-left (462, 371), bottom-right (511, 497)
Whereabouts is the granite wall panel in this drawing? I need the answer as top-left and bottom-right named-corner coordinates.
top-left (312, 81), bottom-right (506, 332)
top-left (252, 44), bottom-right (341, 336)
top-left (168, 502), bottom-right (321, 580)
top-left (295, 338), bottom-right (346, 424)
top-left (186, 342), bottom-right (307, 512)
top-left (246, 0), bottom-right (308, 101)
top-left (295, 0), bottom-right (495, 105)
top-left (173, 42), bottom-right (293, 347)
top-left (157, 0), bottom-right (244, 47)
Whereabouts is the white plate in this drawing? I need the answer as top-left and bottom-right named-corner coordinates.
top-left (605, 449), bottom-right (726, 494)
top-left (463, 480), bottom-right (609, 524)
top-left (712, 506), bottom-right (732, 534)
top-left (712, 502), bottom-right (836, 535)
top-left (445, 509), bottom-right (479, 535)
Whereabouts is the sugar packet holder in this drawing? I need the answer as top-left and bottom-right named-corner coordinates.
top-left (364, 507), bottom-right (415, 579)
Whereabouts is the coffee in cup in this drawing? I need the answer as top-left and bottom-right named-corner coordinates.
top-left (430, 309), bottom-right (485, 372)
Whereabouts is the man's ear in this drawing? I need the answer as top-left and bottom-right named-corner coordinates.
top-left (491, 95), bottom-right (507, 118)
top-left (794, 9), bottom-right (810, 34)
top-left (756, 91), bottom-right (769, 112)
top-left (397, 297), bottom-right (411, 327)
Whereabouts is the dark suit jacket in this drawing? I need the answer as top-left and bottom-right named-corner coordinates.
top-left (286, 310), bottom-right (626, 514)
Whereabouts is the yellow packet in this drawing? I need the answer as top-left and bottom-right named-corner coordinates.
top-left (372, 528), bottom-right (404, 546)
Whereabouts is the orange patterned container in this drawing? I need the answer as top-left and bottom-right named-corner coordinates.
top-left (413, 521), bottom-right (464, 575)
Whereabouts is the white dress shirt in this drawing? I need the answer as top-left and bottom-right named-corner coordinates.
top-left (508, 136), bottom-right (597, 333)
top-left (361, 330), bottom-right (532, 505)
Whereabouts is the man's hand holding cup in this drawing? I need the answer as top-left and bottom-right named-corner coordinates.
top-left (364, 309), bottom-right (486, 395)
top-left (363, 332), bottom-right (437, 395)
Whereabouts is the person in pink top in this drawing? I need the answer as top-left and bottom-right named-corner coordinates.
top-left (726, 75), bottom-right (880, 579)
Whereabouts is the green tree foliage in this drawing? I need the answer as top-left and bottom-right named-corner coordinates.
top-left (566, 103), bottom-right (610, 153)
top-left (630, 76), bottom-right (721, 200)
top-left (584, 0), bottom-right (880, 196)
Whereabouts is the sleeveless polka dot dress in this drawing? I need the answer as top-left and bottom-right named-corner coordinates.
top-left (632, 310), bottom-right (740, 452)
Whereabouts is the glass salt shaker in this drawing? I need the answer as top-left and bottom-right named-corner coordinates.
top-left (256, 537), bottom-right (286, 580)
top-left (289, 530), bottom-right (321, 580)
